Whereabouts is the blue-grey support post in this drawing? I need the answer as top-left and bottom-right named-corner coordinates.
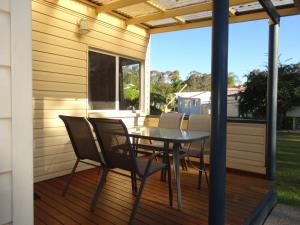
top-left (209, 0), bottom-right (229, 224)
top-left (267, 21), bottom-right (279, 180)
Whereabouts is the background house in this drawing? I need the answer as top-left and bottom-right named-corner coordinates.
top-left (176, 86), bottom-right (244, 117)
top-left (287, 106), bottom-right (300, 130)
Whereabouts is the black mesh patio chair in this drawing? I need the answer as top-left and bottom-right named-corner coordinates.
top-left (59, 115), bottom-right (104, 199)
top-left (88, 117), bottom-right (173, 225)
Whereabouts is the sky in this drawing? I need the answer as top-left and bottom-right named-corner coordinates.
top-left (150, 15), bottom-right (300, 83)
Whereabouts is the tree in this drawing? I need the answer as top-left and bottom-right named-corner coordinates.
top-left (185, 71), bottom-right (211, 91)
top-left (239, 63), bottom-right (300, 129)
top-left (185, 71), bottom-right (239, 91)
top-left (228, 73), bottom-right (240, 87)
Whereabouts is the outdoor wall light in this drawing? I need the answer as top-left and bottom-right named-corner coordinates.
top-left (78, 17), bottom-right (90, 35)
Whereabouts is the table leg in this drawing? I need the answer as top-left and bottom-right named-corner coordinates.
top-left (173, 142), bottom-right (182, 209)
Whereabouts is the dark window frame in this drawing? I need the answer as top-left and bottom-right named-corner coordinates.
top-left (88, 49), bottom-right (143, 111)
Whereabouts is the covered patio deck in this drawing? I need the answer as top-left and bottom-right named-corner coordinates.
top-left (34, 168), bottom-right (273, 225)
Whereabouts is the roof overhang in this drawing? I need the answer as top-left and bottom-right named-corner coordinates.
top-left (84, 0), bottom-right (300, 33)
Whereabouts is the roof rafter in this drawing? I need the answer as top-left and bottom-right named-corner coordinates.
top-left (126, 0), bottom-right (256, 25)
top-left (229, 7), bottom-right (237, 16)
top-left (258, 0), bottom-right (280, 24)
top-left (149, 7), bottom-right (300, 34)
top-left (96, 0), bottom-right (148, 13)
top-left (145, 1), bottom-right (185, 24)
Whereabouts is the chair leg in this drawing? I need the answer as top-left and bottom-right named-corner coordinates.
top-left (184, 158), bottom-right (188, 171)
top-left (131, 171), bottom-right (138, 195)
top-left (160, 153), bottom-right (166, 182)
top-left (180, 158), bottom-right (188, 171)
top-left (198, 170), bottom-right (203, 190)
top-left (166, 154), bottom-right (173, 207)
top-left (128, 176), bottom-right (147, 225)
top-left (198, 154), bottom-right (208, 189)
top-left (62, 159), bottom-right (80, 196)
top-left (90, 169), bottom-right (108, 212)
top-left (204, 166), bottom-right (209, 187)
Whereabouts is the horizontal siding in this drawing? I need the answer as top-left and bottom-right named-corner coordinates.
top-left (32, 0), bottom-right (149, 182)
top-left (144, 116), bottom-right (267, 174)
top-left (227, 122), bottom-right (266, 174)
top-left (33, 61), bottom-right (86, 76)
top-left (33, 71), bottom-right (86, 84)
top-left (33, 90), bottom-right (87, 99)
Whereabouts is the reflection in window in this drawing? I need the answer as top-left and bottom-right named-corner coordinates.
top-left (119, 57), bottom-right (140, 110)
top-left (88, 51), bottom-right (116, 110)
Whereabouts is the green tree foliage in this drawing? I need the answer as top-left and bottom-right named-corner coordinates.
top-left (239, 63), bottom-right (300, 129)
top-left (122, 65), bottom-right (140, 109)
top-left (185, 71), bottom-right (238, 91)
top-left (150, 70), bottom-right (184, 114)
top-left (150, 70), bottom-right (238, 114)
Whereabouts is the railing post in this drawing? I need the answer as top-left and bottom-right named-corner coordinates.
top-left (267, 21), bottom-right (279, 180)
top-left (209, 0), bottom-right (229, 224)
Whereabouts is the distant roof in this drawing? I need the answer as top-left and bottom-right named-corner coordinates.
top-left (85, 0), bottom-right (300, 33)
top-left (228, 86), bottom-right (246, 95)
top-left (287, 106), bottom-right (300, 117)
top-left (175, 91), bottom-right (211, 101)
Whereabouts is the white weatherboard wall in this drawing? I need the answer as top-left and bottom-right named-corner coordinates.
top-left (0, 0), bottom-right (33, 224)
top-left (32, 0), bottom-right (150, 182)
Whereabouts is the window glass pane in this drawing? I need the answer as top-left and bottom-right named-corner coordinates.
top-left (88, 51), bottom-right (116, 110)
top-left (119, 57), bottom-right (140, 110)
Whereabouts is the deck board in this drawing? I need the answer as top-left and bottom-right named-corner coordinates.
top-left (34, 167), bottom-right (273, 225)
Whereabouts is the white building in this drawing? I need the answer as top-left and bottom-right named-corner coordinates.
top-left (287, 106), bottom-right (300, 130)
top-left (176, 89), bottom-right (242, 117)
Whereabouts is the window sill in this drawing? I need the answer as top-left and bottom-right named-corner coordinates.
top-left (88, 110), bottom-right (146, 118)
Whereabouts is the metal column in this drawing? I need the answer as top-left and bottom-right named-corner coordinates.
top-left (209, 0), bottom-right (229, 224)
top-left (267, 22), bottom-right (279, 180)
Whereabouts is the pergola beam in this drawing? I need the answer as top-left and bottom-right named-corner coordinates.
top-left (258, 0), bottom-right (280, 24)
top-left (149, 7), bottom-right (300, 34)
top-left (229, 7), bottom-right (237, 16)
top-left (145, 1), bottom-right (186, 24)
top-left (126, 0), bottom-right (255, 25)
top-left (96, 0), bottom-right (148, 13)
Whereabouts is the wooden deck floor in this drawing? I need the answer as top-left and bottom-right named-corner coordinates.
top-left (34, 168), bottom-right (273, 225)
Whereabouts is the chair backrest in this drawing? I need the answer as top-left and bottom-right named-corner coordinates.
top-left (158, 112), bottom-right (184, 129)
top-left (187, 114), bottom-right (211, 132)
top-left (187, 114), bottom-right (211, 152)
top-left (59, 115), bottom-right (102, 163)
top-left (88, 118), bottom-right (137, 172)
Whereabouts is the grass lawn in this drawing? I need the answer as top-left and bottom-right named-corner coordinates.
top-left (276, 132), bottom-right (300, 207)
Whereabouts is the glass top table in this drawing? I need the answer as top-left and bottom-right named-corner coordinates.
top-left (127, 126), bottom-right (210, 209)
top-left (127, 126), bottom-right (209, 143)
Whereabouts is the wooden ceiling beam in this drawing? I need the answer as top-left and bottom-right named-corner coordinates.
top-left (145, 1), bottom-right (186, 24)
top-left (229, 7), bottom-right (237, 16)
top-left (96, 0), bottom-right (148, 13)
top-left (127, 0), bottom-right (256, 25)
top-left (149, 7), bottom-right (300, 34)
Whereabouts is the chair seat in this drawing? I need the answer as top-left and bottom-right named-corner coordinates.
top-left (181, 146), bottom-right (210, 158)
top-left (136, 158), bottom-right (165, 177)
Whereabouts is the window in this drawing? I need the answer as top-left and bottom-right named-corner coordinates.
top-left (88, 50), bottom-right (141, 111)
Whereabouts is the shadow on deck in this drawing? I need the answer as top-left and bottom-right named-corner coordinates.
top-left (34, 168), bottom-right (274, 225)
